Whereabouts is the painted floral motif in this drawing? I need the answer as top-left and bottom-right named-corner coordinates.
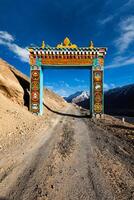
top-left (32, 70), bottom-right (40, 80)
top-left (95, 93), bottom-right (102, 102)
top-left (32, 81), bottom-right (40, 90)
top-left (31, 91), bottom-right (39, 102)
top-left (31, 69), bottom-right (40, 113)
top-left (94, 103), bottom-right (102, 113)
top-left (94, 82), bottom-right (102, 91)
top-left (94, 71), bottom-right (102, 82)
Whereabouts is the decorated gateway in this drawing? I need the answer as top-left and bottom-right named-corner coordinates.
top-left (29, 38), bottom-right (107, 118)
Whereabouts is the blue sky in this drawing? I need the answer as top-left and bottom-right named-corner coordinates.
top-left (0, 0), bottom-right (134, 96)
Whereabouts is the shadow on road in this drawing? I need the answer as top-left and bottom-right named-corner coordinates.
top-left (43, 103), bottom-right (91, 118)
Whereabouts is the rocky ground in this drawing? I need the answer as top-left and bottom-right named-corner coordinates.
top-left (0, 105), bottom-right (133, 200)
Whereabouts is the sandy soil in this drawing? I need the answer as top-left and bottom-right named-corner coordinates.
top-left (0, 105), bottom-right (133, 200)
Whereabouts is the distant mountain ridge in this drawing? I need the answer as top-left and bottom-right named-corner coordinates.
top-left (105, 84), bottom-right (134, 116)
top-left (64, 91), bottom-right (89, 103)
top-left (64, 84), bottom-right (134, 116)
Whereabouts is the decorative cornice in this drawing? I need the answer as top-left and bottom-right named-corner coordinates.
top-left (28, 39), bottom-right (107, 60)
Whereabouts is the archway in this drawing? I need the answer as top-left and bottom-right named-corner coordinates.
top-left (28, 38), bottom-right (107, 118)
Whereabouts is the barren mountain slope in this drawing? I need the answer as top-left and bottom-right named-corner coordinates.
top-left (0, 58), bottom-right (67, 156)
top-left (0, 59), bottom-right (24, 105)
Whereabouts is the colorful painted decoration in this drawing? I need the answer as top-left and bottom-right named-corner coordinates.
top-left (93, 59), bottom-right (101, 70)
top-left (94, 82), bottom-right (102, 91)
top-left (32, 104), bottom-right (39, 110)
top-left (57, 37), bottom-right (78, 49)
top-left (31, 91), bottom-right (39, 102)
top-left (31, 81), bottom-right (40, 90)
top-left (89, 41), bottom-right (94, 49)
top-left (94, 71), bottom-right (102, 82)
top-left (29, 55), bottom-right (36, 66)
top-left (31, 69), bottom-right (40, 113)
top-left (94, 103), bottom-right (102, 113)
top-left (99, 58), bottom-right (104, 67)
top-left (95, 92), bottom-right (102, 102)
top-left (93, 58), bottom-right (99, 66)
top-left (93, 70), bottom-right (103, 115)
top-left (93, 58), bottom-right (104, 70)
top-left (31, 70), bottom-right (40, 80)
top-left (29, 39), bottom-right (107, 117)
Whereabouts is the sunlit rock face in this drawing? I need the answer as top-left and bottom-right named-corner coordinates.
top-left (0, 58), bottom-right (24, 105)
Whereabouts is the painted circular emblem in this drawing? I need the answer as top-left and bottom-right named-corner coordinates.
top-left (94, 103), bottom-right (102, 113)
top-left (31, 103), bottom-right (39, 112)
top-left (32, 71), bottom-right (39, 80)
top-left (31, 91), bottom-right (39, 102)
top-left (32, 82), bottom-right (40, 90)
top-left (94, 72), bottom-right (102, 82)
top-left (95, 93), bottom-right (102, 102)
top-left (94, 83), bottom-right (102, 91)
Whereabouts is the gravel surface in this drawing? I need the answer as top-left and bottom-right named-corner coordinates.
top-left (0, 105), bottom-right (134, 200)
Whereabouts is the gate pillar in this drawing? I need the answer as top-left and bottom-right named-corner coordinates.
top-left (91, 57), bottom-right (104, 118)
top-left (30, 56), bottom-right (43, 115)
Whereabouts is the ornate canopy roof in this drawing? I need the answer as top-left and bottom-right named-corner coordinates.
top-left (29, 37), bottom-right (107, 57)
top-left (29, 38), bottom-right (107, 67)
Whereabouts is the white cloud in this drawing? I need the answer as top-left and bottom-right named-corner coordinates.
top-left (115, 16), bottom-right (134, 52)
top-left (105, 16), bottom-right (134, 69)
top-left (99, 1), bottom-right (134, 26)
top-left (0, 31), bottom-right (14, 42)
top-left (104, 83), bottom-right (115, 91)
top-left (48, 81), bottom-right (114, 96)
top-left (106, 55), bottom-right (134, 69)
top-left (55, 89), bottom-right (69, 97)
top-left (0, 38), bottom-right (7, 45)
top-left (124, 0), bottom-right (134, 7)
top-left (99, 15), bottom-right (114, 25)
top-left (7, 43), bottom-right (29, 62)
top-left (46, 85), bottom-right (54, 90)
top-left (0, 31), bottom-right (28, 63)
top-left (74, 78), bottom-right (85, 83)
top-left (45, 80), bottom-right (89, 97)
top-left (104, 83), bottom-right (109, 91)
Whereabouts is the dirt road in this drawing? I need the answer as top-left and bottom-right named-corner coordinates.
top-left (0, 105), bottom-right (134, 200)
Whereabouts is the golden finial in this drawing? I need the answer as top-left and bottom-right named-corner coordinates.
top-left (42, 41), bottom-right (45, 49)
top-left (64, 37), bottom-right (70, 46)
top-left (57, 37), bottom-right (78, 49)
top-left (90, 41), bottom-right (94, 48)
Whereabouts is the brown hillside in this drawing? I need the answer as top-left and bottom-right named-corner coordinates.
top-left (0, 59), bottom-right (24, 105)
top-left (0, 58), bottom-right (67, 155)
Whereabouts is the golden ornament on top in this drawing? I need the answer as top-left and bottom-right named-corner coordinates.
top-left (64, 37), bottom-right (70, 46)
top-left (90, 41), bottom-right (94, 48)
top-left (42, 41), bottom-right (45, 49)
top-left (57, 37), bottom-right (78, 49)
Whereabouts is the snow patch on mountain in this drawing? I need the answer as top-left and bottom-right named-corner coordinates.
top-left (65, 91), bottom-right (89, 103)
